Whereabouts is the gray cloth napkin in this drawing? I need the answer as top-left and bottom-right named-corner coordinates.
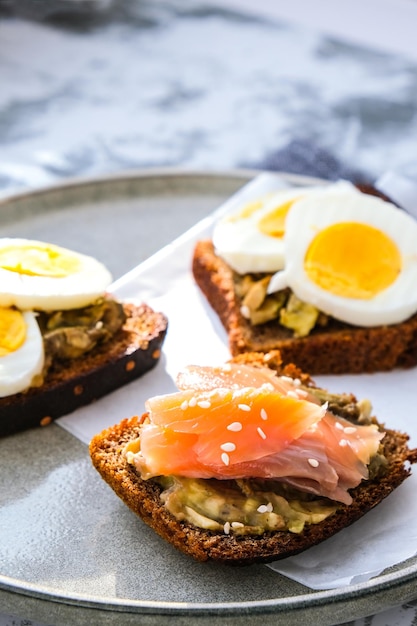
top-left (255, 139), bottom-right (368, 183)
top-left (254, 139), bottom-right (417, 217)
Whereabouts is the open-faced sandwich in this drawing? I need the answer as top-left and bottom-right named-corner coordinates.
top-left (0, 238), bottom-right (167, 437)
top-left (192, 182), bottom-right (417, 374)
top-left (90, 351), bottom-right (417, 565)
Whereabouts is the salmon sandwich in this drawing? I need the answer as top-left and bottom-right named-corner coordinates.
top-left (89, 352), bottom-right (416, 565)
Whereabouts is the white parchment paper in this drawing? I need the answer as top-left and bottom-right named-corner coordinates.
top-left (57, 173), bottom-right (417, 590)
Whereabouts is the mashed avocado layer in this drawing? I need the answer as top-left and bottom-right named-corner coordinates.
top-left (37, 296), bottom-right (126, 368)
top-left (156, 476), bottom-right (338, 535)
top-left (235, 272), bottom-right (328, 337)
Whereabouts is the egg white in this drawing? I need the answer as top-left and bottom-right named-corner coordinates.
top-left (268, 190), bottom-right (417, 327)
top-left (0, 238), bottom-right (113, 311)
top-left (0, 310), bottom-right (44, 398)
top-left (212, 181), bottom-right (358, 274)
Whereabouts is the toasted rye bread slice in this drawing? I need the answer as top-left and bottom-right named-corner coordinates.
top-left (1, 302), bottom-right (167, 438)
top-left (89, 357), bottom-right (417, 566)
top-left (192, 239), bottom-right (417, 375)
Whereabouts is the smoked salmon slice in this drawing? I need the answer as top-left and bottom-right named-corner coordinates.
top-left (131, 364), bottom-right (384, 504)
top-left (176, 362), bottom-right (322, 406)
top-left (143, 385), bottom-right (325, 468)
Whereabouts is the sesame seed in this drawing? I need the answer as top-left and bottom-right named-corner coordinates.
top-left (221, 452), bottom-right (230, 466)
top-left (257, 426), bottom-right (267, 439)
top-left (282, 375), bottom-right (301, 386)
top-left (220, 442), bottom-right (236, 452)
top-left (308, 458), bottom-right (319, 468)
top-left (180, 400), bottom-right (188, 411)
top-left (197, 400), bottom-right (211, 409)
top-left (344, 426), bottom-right (357, 434)
top-left (231, 521), bottom-right (244, 529)
top-left (286, 390), bottom-right (298, 399)
top-left (257, 502), bottom-right (273, 514)
top-left (335, 422), bottom-right (344, 430)
top-left (238, 403), bottom-right (251, 411)
top-left (339, 439), bottom-right (348, 447)
top-left (188, 396), bottom-right (197, 407)
top-left (227, 421), bottom-right (243, 432)
top-left (223, 522), bottom-right (231, 535)
top-left (295, 389), bottom-right (308, 398)
top-left (260, 408), bottom-right (268, 421)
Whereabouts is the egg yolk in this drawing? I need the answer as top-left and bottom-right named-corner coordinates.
top-left (304, 222), bottom-right (402, 299)
top-left (227, 199), bottom-right (265, 223)
top-left (0, 243), bottom-right (82, 278)
top-left (0, 307), bottom-right (26, 356)
top-left (257, 198), bottom-right (300, 238)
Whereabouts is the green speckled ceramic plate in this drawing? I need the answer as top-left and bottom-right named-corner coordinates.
top-left (0, 169), bottom-right (416, 626)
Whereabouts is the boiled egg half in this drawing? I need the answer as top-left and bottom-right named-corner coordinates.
top-left (213, 181), bottom-right (357, 274)
top-left (0, 307), bottom-right (44, 397)
top-left (267, 190), bottom-right (417, 327)
top-left (0, 238), bottom-right (112, 311)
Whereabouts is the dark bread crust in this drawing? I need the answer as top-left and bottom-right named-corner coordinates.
top-left (89, 412), bottom-right (417, 565)
top-left (1, 303), bottom-right (167, 438)
top-left (192, 240), bottom-right (417, 375)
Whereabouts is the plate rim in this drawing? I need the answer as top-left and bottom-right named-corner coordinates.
top-left (1, 554), bottom-right (417, 614)
top-left (1, 167), bottom-right (416, 624)
top-left (0, 166), bottom-right (326, 207)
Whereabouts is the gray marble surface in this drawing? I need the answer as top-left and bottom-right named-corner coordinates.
top-left (1, 0), bottom-right (417, 195)
top-left (0, 1), bottom-right (417, 625)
